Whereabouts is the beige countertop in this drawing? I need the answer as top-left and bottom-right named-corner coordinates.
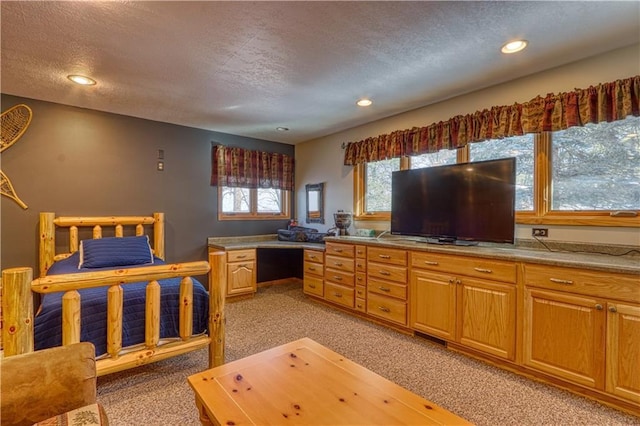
top-left (208, 234), bottom-right (639, 275)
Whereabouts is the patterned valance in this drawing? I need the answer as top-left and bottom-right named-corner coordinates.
top-left (210, 144), bottom-right (294, 191)
top-left (344, 75), bottom-right (640, 166)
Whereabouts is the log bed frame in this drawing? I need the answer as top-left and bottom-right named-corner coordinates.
top-left (1, 212), bottom-right (227, 376)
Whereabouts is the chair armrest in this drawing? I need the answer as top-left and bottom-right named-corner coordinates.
top-left (1, 342), bottom-right (97, 426)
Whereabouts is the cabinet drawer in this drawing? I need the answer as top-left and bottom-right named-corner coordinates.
top-left (355, 245), bottom-right (367, 259)
top-left (524, 264), bottom-right (640, 303)
top-left (367, 292), bottom-right (407, 326)
top-left (356, 272), bottom-right (367, 286)
top-left (303, 275), bottom-right (324, 297)
top-left (304, 250), bottom-right (324, 264)
top-left (411, 252), bottom-right (516, 283)
top-left (325, 269), bottom-right (355, 287)
top-left (355, 298), bottom-right (366, 313)
top-left (325, 283), bottom-right (354, 308)
top-left (325, 255), bottom-right (355, 273)
top-left (325, 242), bottom-right (355, 258)
top-left (368, 262), bottom-right (407, 284)
top-left (227, 249), bottom-right (255, 262)
top-left (368, 278), bottom-right (407, 300)
top-left (355, 285), bottom-right (367, 299)
top-left (304, 261), bottom-right (324, 277)
top-left (355, 258), bottom-right (367, 273)
top-left (367, 247), bottom-right (407, 266)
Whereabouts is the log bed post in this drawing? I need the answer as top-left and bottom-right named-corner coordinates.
top-left (2, 267), bottom-right (34, 356)
top-left (153, 212), bottom-right (165, 260)
top-left (209, 251), bottom-right (227, 367)
top-left (39, 212), bottom-right (56, 277)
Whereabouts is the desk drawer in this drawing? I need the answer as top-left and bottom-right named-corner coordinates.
top-left (367, 292), bottom-right (407, 326)
top-left (325, 269), bottom-right (355, 287)
top-left (368, 277), bottom-right (407, 300)
top-left (304, 250), bottom-right (324, 264)
top-left (411, 252), bottom-right (516, 283)
top-left (368, 263), bottom-right (407, 284)
top-left (325, 242), bottom-right (355, 258)
top-left (227, 249), bottom-right (255, 262)
top-left (325, 283), bottom-right (354, 308)
top-left (368, 247), bottom-right (407, 266)
top-left (304, 275), bottom-right (324, 297)
top-left (326, 255), bottom-right (355, 273)
top-left (524, 264), bottom-right (640, 303)
top-left (304, 261), bottom-right (324, 277)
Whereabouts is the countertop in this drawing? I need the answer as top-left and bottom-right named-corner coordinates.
top-left (208, 234), bottom-right (640, 275)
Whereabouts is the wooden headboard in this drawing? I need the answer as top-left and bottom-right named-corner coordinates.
top-left (39, 212), bottom-right (165, 277)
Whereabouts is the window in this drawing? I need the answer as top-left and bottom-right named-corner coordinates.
top-left (354, 116), bottom-right (639, 226)
top-left (469, 135), bottom-right (535, 211)
top-left (550, 117), bottom-right (639, 211)
top-left (219, 186), bottom-right (289, 220)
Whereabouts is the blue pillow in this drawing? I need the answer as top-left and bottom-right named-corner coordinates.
top-left (79, 236), bottom-right (154, 269)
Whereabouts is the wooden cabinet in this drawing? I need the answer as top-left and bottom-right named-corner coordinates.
top-left (355, 245), bottom-right (367, 313)
top-left (523, 263), bottom-right (640, 405)
top-left (324, 242), bottom-right (355, 309)
top-left (606, 302), bottom-right (640, 403)
top-left (226, 249), bottom-right (256, 297)
top-left (410, 252), bottom-right (516, 361)
top-left (367, 247), bottom-right (408, 326)
top-left (303, 249), bottom-right (324, 297)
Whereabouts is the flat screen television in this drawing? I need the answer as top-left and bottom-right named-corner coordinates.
top-left (390, 157), bottom-right (516, 245)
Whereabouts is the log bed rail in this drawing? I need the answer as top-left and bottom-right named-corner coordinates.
top-left (1, 212), bottom-right (227, 376)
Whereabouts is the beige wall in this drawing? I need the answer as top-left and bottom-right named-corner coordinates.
top-left (295, 44), bottom-right (640, 246)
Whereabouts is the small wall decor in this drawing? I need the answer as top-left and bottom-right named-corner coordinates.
top-left (0, 104), bottom-right (32, 209)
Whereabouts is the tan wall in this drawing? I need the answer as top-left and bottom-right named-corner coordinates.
top-left (295, 44), bottom-right (640, 246)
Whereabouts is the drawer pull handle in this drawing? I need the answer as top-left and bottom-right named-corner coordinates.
top-left (378, 254), bottom-right (391, 259)
top-left (357, 277), bottom-right (363, 281)
top-left (309, 255), bottom-right (317, 260)
top-left (236, 255), bottom-right (247, 259)
top-left (609, 306), bottom-right (617, 313)
top-left (333, 276), bottom-right (342, 281)
top-left (357, 250), bottom-right (363, 255)
top-left (423, 261), bottom-right (439, 266)
top-left (378, 286), bottom-right (391, 292)
top-left (334, 262), bottom-right (343, 267)
top-left (595, 304), bottom-right (603, 311)
top-left (379, 270), bottom-right (391, 276)
top-left (308, 284), bottom-right (316, 289)
top-left (309, 267), bottom-right (316, 271)
top-left (378, 306), bottom-right (390, 313)
top-left (334, 248), bottom-right (343, 253)
top-left (474, 267), bottom-right (492, 274)
top-left (334, 293), bottom-right (343, 298)
top-left (549, 278), bottom-right (573, 285)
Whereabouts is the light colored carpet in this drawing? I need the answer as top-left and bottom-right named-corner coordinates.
top-left (97, 282), bottom-right (640, 425)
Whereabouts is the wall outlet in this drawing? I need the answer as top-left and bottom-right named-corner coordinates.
top-left (532, 228), bottom-right (548, 237)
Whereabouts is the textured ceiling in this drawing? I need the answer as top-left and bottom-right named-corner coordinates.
top-left (1, 1), bottom-right (639, 144)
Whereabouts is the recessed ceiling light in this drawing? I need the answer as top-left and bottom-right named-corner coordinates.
top-left (356, 98), bottom-right (373, 107)
top-left (501, 40), bottom-right (528, 54)
top-left (276, 127), bottom-right (289, 132)
top-left (67, 74), bottom-right (97, 85)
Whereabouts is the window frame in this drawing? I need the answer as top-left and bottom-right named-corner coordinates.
top-left (354, 129), bottom-right (639, 227)
top-left (218, 186), bottom-right (291, 221)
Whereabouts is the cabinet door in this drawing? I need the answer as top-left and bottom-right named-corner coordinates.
top-left (227, 262), bottom-right (256, 296)
top-left (606, 302), bottom-right (640, 403)
top-left (457, 278), bottom-right (516, 361)
top-left (410, 270), bottom-right (456, 340)
top-left (523, 288), bottom-right (605, 389)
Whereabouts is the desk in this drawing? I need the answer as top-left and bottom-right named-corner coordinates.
top-left (187, 337), bottom-right (471, 425)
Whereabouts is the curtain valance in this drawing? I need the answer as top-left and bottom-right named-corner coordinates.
top-left (344, 75), bottom-right (640, 166)
top-left (210, 144), bottom-right (295, 191)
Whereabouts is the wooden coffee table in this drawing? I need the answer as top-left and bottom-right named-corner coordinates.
top-left (188, 337), bottom-right (471, 425)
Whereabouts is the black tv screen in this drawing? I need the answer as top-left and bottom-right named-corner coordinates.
top-left (390, 157), bottom-right (516, 245)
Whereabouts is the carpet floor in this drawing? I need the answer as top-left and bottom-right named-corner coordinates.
top-left (97, 282), bottom-right (640, 425)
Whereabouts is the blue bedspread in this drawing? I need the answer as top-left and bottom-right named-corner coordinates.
top-left (34, 252), bottom-right (209, 356)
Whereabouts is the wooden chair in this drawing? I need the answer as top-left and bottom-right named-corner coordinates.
top-left (1, 342), bottom-right (109, 426)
